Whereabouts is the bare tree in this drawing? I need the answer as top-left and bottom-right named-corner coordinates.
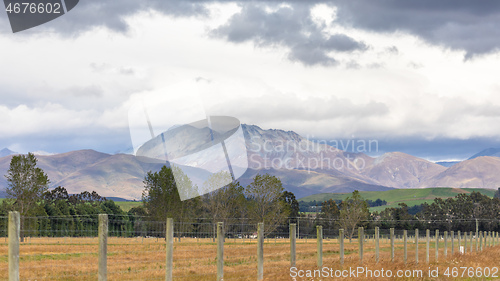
top-left (202, 171), bottom-right (245, 237)
top-left (245, 173), bottom-right (290, 235)
top-left (338, 190), bottom-right (369, 241)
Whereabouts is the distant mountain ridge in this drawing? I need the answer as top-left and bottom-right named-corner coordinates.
top-left (0, 124), bottom-right (499, 199)
top-left (0, 148), bottom-right (16, 157)
top-left (468, 147), bottom-right (500, 159)
top-left (0, 150), bottom-right (164, 200)
top-left (434, 147), bottom-right (500, 168)
top-left (435, 161), bottom-right (460, 167)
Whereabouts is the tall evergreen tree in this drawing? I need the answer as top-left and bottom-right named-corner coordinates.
top-left (142, 165), bottom-right (201, 223)
top-left (5, 152), bottom-right (50, 217)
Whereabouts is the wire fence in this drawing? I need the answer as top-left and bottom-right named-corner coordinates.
top-left (1, 214), bottom-right (500, 280)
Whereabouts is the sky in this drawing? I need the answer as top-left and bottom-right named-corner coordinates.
top-left (1, 0), bottom-right (500, 161)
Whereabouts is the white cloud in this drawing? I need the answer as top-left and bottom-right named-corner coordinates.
top-left (0, 103), bottom-right (97, 136)
top-left (1, 2), bottom-right (500, 155)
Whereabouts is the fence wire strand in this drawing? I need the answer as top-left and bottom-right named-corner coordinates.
top-left (1, 215), bottom-right (500, 280)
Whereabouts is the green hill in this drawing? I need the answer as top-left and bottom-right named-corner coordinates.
top-left (115, 201), bottom-right (142, 212)
top-left (299, 188), bottom-right (496, 212)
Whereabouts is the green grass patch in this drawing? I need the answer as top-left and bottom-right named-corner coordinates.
top-left (19, 252), bottom-right (97, 262)
top-left (369, 199), bottom-right (435, 212)
top-left (115, 201), bottom-right (142, 212)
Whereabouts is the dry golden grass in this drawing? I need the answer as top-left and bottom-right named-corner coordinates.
top-left (0, 236), bottom-right (499, 280)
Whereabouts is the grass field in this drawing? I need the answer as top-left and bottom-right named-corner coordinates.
top-left (299, 188), bottom-right (497, 212)
top-left (1, 235), bottom-right (499, 280)
top-left (115, 201), bottom-right (141, 212)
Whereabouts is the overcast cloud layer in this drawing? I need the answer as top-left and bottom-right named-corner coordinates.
top-left (1, 1), bottom-right (500, 161)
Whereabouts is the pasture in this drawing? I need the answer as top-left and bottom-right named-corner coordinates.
top-left (1, 234), bottom-right (499, 280)
top-left (300, 187), bottom-right (497, 212)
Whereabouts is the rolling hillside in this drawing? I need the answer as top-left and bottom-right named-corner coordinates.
top-left (360, 151), bottom-right (447, 188)
top-left (425, 156), bottom-right (500, 189)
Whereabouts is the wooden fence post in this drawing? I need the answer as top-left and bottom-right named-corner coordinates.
top-left (480, 231), bottom-right (483, 252)
top-left (317, 225), bottom-right (323, 267)
top-left (98, 214), bottom-right (108, 281)
top-left (257, 222), bottom-right (264, 281)
top-left (165, 218), bottom-right (173, 281)
top-left (470, 231), bottom-right (473, 253)
top-left (444, 231), bottom-right (448, 257)
top-left (415, 229), bottom-right (419, 264)
top-left (451, 231), bottom-right (454, 255)
top-left (217, 222), bottom-right (224, 281)
top-left (8, 211), bottom-right (20, 281)
top-left (426, 229), bottom-right (430, 263)
top-left (458, 230), bottom-right (461, 254)
top-left (390, 228), bottom-right (394, 262)
top-left (375, 227), bottom-right (379, 263)
top-left (476, 230), bottom-right (479, 252)
top-left (435, 230), bottom-right (439, 262)
top-left (339, 229), bottom-right (344, 265)
top-left (464, 232), bottom-right (467, 254)
top-left (403, 230), bottom-right (407, 264)
top-left (290, 223), bottom-right (296, 267)
top-left (358, 227), bottom-right (363, 264)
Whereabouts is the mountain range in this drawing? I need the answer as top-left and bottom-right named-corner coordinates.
top-left (0, 124), bottom-right (499, 200)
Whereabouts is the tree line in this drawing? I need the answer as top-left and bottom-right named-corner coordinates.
top-left (302, 189), bottom-right (500, 241)
top-left (1, 153), bottom-right (499, 240)
top-left (0, 153), bottom-right (299, 238)
top-left (135, 166), bottom-right (299, 235)
top-left (299, 198), bottom-right (387, 212)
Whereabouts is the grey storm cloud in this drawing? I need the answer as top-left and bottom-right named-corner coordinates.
top-left (331, 0), bottom-right (500, 59)
top-left (211, 3), bottom-right (368, 66)
top-left (0, 0), bottom-right (327, 35)
top-left (3, 0), bottom-right (500, 60)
